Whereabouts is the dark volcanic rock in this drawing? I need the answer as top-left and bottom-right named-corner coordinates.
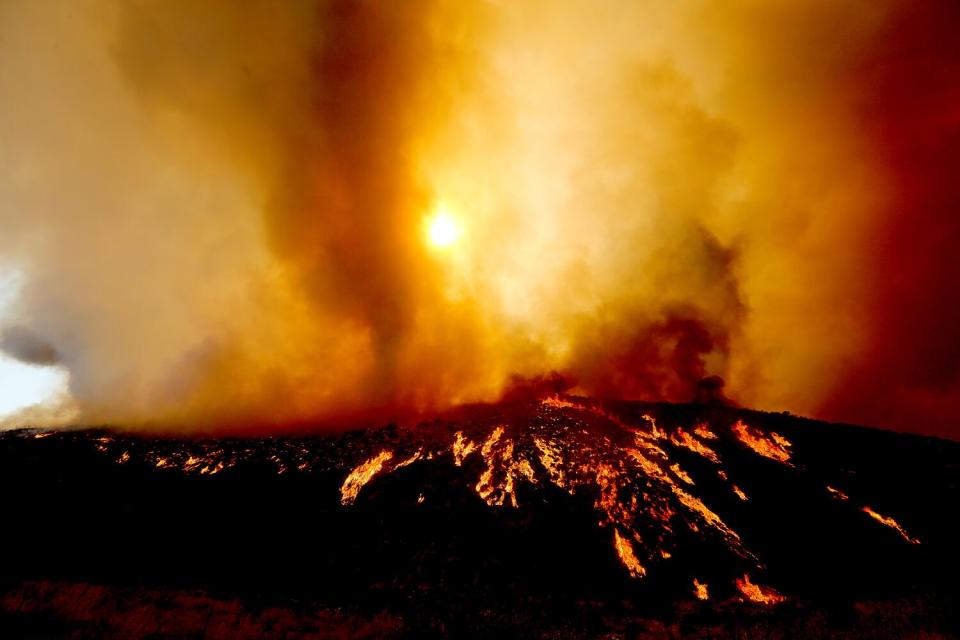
top-left (0, 397), bottom-right (958, 638)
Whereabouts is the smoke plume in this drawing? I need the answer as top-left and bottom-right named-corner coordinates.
top-left (1, 0), bottom-right (956, 436)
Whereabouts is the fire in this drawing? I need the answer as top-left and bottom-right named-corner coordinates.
top-left (533, 437), bottom-right (567, 489)
top-left (693, 579), bottom-right (709, 600)
top-left (475, 426), bottom-right (504, 505)
top-left (340, 450), bottom-right (394, 506)
top-left (736, 574), bottom-right (786, 605)
top-left (452, 431), bottom-right (476, 466)
top-left (642, 414), bottom-right (666, 440)
top-left (541, 395), bottom-right (580, 410)
top-left (395, 450), bottom-right (422, 469)
top-left (199, 461), bottom-right (224, 475)
top-left (826, 485), bottom-right (849, 501)
top-left (670, 427), bottom-right (720, 464)
top-left (862, 506), bottom-right (920, 544)
top-left (332, 401), bottom-right (805, 583)
top-left (613, 529), bottom-right (646, 578)
top-left (627, 448), bottom-right (743, 549)
top-left (670, 463), bottom-right (694, 485)
top-left (731, 421), bottom-right (792, 465)
top-left (474, 426), bottom-right (536, 507)
top-left (693, 423), bottom-right (717, 440)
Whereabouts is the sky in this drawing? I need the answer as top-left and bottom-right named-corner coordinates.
top-left (0, 267), bottom-right (72, 423)
top-left (0, 0), bottom-right (958, 438)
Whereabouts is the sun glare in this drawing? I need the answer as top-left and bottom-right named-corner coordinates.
top-left (426, 206), bottom-right (461, 249)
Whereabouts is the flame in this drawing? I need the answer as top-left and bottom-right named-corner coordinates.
top-left (670, 427), bottom-right (720, 464)
top-left (533, 437), bottom-right (568, 489)
top-left (473, 426), bottom-right (536, 507)
top-left (475, 426), bottom-right (504, 505)
top-left (642, 414), bottom-right (666, 440)
top-left (736, 574), bottom-right (786, 605)
top-left (199, 461), bottom-right (224, 475)
top-left (334, 402), bottom-right (778, 581)
top-left (627, 447), bottom-right (743, 549)
top-left (452, 431), bottom-right (477, 466)
top-left (395, 449), bottom-right (422, 469)
top-left (541, 395), bottom-right (579, 410)
top-left (693, 578), bottom-right (709, 600)
top-left (613, 529), bottom-right (646, 578)
top-left (670, 463), bottom-right (694, 485)
top-left (340, 450), bottom-right (394, 506)
top-left (862, 506), bottom-right (920, 544)
top-left (693, 423), bottom-right (717, 440)
top-left (732, 485), bottom-right (748, 501)
top-left (731, 421), bottom-right (792, 464)
top-left (826, 485), bottom-right (849, 501)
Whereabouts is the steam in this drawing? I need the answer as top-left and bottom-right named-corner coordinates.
top-left (0, 0), bottom-right (915, 431)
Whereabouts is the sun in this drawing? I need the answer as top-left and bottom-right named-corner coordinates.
top-left (425, 205), bottom-right (462, 249)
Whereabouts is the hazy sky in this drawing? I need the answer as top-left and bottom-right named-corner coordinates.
top-left (1, 0), bottom-right (958, 438)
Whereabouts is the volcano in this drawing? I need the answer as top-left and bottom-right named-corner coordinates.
top-left (1, 397), bottom-right (958, 638)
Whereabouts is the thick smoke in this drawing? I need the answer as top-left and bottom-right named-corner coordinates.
top-left (4, 0), bottom-right (954, 436)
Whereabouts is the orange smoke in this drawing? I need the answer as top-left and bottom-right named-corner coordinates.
top-left (0, 0), bottom-right (957, 436)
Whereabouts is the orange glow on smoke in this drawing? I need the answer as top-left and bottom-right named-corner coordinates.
top-left (1, 1), bottom-right (959, 437)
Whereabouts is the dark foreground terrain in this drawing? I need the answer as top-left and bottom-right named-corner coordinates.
top-left (1, 397), bottom-right (958, 638)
